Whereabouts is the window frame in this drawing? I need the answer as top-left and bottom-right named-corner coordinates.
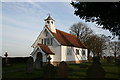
top-left (47, 38), bottom-right (50, 45)
top-left (67, 47), bottom-right (72, 56)
top-left (76, 49), bottom-right (79, 55)
top-left (45, 31), bottom-right (48, 37)
top-left (42, 39), bottom-right (44, 44)
top-left (44, 38), bottom-right (46, 45)
top-left (50, 38), bottom-right (53, 45)
top-left (82, 49), bottom-right (86, 56)
top-left (42, 38), bottom-right (53, 45)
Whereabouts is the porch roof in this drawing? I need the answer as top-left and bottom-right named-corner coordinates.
top-left (38, 44), bottom-right (55, 55)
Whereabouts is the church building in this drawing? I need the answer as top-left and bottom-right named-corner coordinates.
top-left (31, 16), bottom-right (88, 65)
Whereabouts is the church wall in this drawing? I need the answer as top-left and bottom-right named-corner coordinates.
top-left (31, 27), bottom-right (61, 63)
top-left (41, 28), bottom-right (61, 62)
top-left (49, 38), bottom-right (61, 62)
top-left (61, 45), bottom-right (88, 62)
top-left (49, 46), bottom-right (61, 62)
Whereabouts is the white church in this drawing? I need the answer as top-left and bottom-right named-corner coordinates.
top-left (31, 16), bottom-right (88, 65)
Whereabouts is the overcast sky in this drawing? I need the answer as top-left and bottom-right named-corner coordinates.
top-left (1, 2), bottom-right (113, 57)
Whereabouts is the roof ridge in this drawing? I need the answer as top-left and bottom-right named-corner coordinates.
top-left (46, 26), bottom-right (77, 37)
top-left (56, 29), bottom-right (77, 37)
top-left (45, 26), bottom-right (87, 49)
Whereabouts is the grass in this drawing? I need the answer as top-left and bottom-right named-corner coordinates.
top-left (68, 62), bottom-right (120, 79)
top-left (3, 64), bottom-right (44, 79)
top-left (3, 70), bottom-right (43, 79)
top-left (68, 63), bottom-right (88, 78)
top-left (2, 61), bottom-right (120, 79)
top-left (3, 63), bottom-right (26, 72)
top-left (102, 64), bottom-right (120, 78)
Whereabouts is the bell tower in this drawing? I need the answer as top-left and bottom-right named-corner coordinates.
top-left (44, 15), bottom-right (56, 33)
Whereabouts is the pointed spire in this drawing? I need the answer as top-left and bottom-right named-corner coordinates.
top-left (44, 14), bottom-right (55, 21)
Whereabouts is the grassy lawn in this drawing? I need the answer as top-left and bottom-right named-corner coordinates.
top-left (3, 63), bottom-right (44, 79)
top-left (2, 62), bottom-right (120, 79)
top-left (68, 63), bottom-right (120, 79)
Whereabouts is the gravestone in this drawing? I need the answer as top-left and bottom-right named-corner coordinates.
top-left (43, 63), bottom-right (57, 78)
top-left (4, 52), bottom-right (8, 64)
top-left (4, 52), bottom-right (11, 66)
top-left (34, 58), bottom-right (41, 69)
top-left (115, 55), bottom-right (120, 66)
top-left (58, 61), bottom-right (69, 78)
top-left (103, 56), bottom-right (106, 59)
top-left (47, 56), bottom-right (51, 64)
top-left (34, 52), bottom-right (43, 69)
top-left (86, 57), bottom-right (105, 79)
top-left (106, 56), bottom-right (112, 63)
top-left (92, 57), bottom-right (101, 64)
top-left (26, 57), bottom-right (34, 73)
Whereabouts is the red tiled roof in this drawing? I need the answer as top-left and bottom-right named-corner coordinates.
top-left (38, 44), bottom-right (55, 55)
top-left (46, 27), bottom-right (87, 49)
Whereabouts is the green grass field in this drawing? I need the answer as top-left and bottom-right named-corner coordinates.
top-left (2, 61), bottom-right (120, 79)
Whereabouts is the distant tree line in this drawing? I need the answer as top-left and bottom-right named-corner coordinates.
top-left (2, 57), bottom-right (29, 66)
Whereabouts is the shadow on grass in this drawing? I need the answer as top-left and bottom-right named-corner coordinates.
top-left (3, 69), bottom-right (44, 79)
top-left (2, 62), bottom-right (120, 79)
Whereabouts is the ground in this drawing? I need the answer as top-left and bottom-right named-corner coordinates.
top-left (2, 60), bottom-right (120, 79)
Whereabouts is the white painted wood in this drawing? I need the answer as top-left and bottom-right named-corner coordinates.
top-left (45, 19), bottom-right (56, 33)
top-left (31, 26), bottom-right (60, 48)
top-left (31, 16), bottom-right (88, 63)
top-left (61, 45), bottom-right (88, 62)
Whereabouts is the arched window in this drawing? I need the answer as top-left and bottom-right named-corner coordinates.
top-left (51, 21), bottom-right (53, 24)
top-left (45, 31), bottom-right (48, 36)
top-left (47, 21), bottom-right (49, 24)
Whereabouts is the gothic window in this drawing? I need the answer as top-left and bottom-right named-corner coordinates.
top-left (42, 39), bottom-right (44, 44)
top-left (44, 38), bottom-right (46, 45)
top-left (42, 38), bottom-right (53, 45)
top-left (47, 38), bottom-right (49, 45)
top-left (45, 31), bottom-right (48, 36)
top-left (50, 38), bottom-right (53, 45)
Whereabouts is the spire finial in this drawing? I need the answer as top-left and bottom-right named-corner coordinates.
top-left (44, 13), bottom-right (55, 21)
top-left (48, 13), bottom-right (50, 16)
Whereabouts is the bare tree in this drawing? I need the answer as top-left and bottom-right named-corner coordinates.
top-left (109, 41), bottom-right (120, 60)
top-left (69, 22), bottom-right (93, 43)
top-left (69, 22), bottom-right (93, 59)
top-left (85, 34), bottom-right (108, 57)
top-left (69, 22), bottom-right (108, 58)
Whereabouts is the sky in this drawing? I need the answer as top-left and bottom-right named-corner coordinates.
top-left (1, 2), bottom-right (114, 57)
